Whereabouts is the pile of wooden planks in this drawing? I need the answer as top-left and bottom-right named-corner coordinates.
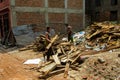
top-left (19, 34), bottom-right (46, 51)
top-left (37, 38), bottom-right (85, 79)
top-left (85, 22), bottom-right (120, 49)
top-left (19, 22), bottom-right (120, 79)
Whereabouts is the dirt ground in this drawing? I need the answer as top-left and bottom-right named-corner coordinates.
top-left (0, 45), bottom-right (120, 80)
top-left (0, 46), bottom-right (43, 80)
top-left (0, 54), bottom-right (40, 80)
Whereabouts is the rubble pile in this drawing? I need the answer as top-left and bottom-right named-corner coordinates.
top-left (32, 35), bottom-right (46, 52)
top-left (19, 35), bottom-right (46, 52)
top-left (85, 22), bottom-right (120, 51)
top-left (17, 21), bottom-right (120, 80)
top-left (78, 52), bottom-right (120, 80)
top-left (34, 35), bottom-right (86, 79)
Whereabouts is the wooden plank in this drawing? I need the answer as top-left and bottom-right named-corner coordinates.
top-left (64, 62), bottom-right (70, 78)
top-left (60, 46), bottom-right (66, 55)
top-left (63, 47), bottom-right (71, 78)
top-left (52, 54), bottom-right (61, 65)
top-left (57, 48), bottom-right (62, 54)
top-left (107, 36), bottom-right (112, 43)
top-left (39, 62), bottom-right (57, 75)
top-left (113, 33), bottom-right (120, 36)
top-left (68, 48), bottom-right (75, 54)
top-left (19, 44), bottom-right (33, 51)
top-left (69, 50), bottom-right (80, 59)
top-left (49, 68), bottom-right (65, 75)
top-left (46, 35), bottom-right (58, 50)
top-left (87, 30), bottom-right (102, 39)
top-left (39, 68), bottom-right (65, 79)
top-left (71, 53), bottom-right (81, 64)
top-left (59, 42), bottom-right (70, 46)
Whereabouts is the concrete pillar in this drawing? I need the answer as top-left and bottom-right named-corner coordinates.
top-left (83, 0), bottom-right (85, 29)
top-left (65, 0), bottom-right (68, 24)
top-left (45, 0), bottom-right (49, 26)
top-left (118, 0), bottom-right (120, 22)
top-left (10, 0), bottom-right (15, 6)
top-left (10, 0), bottom-right (17, 27)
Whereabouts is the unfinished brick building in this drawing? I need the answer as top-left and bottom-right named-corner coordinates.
top-left (0, 0), bottom-right (85, 32)
top-left (86, 0), bottom-right (120, 23)
top-left (0, 0), bottom-right (85, 45)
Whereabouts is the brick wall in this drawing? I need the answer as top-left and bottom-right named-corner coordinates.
top-left (15, 0), bottom-right (44, 7)
top-left (48, 13), bottom-right (65, 23)
top-left (13, 0), bottom-right (84, 32)
top-left (48, 0), bottom-right (64, 8)
top-left (48, 13), bottom-right (65, 33)
top-left (68, 13), bottom-right (83, 31)
top-left (16, 12), bottom-right (45, 25)
top-left (99, 11), bottom-right (110, 21)
top-left (68, 0), bottom-right (83, 9)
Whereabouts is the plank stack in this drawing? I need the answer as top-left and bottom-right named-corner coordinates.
top-left (85, 22), bottom-right (120, 50)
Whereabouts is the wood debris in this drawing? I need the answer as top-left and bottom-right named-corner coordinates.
top-left (19, 21), bottom-right (120, 79)
top-left (85, 21), bottom-right (120, 50)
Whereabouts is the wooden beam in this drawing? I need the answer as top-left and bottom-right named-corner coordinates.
top-left (46, 35), bottom-right (58, 50)
top-left (39, 62), bottom-right (57, 76)
top-left (52, 54), bottom-right (61, 65)
top-left (64, 62), bottom-right (70, 78)
top-left (60, 46), bottom-right (66, 55)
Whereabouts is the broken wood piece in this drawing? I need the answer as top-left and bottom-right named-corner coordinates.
top-left (69, 50), bottom-right (80, 59)
top-left (59, 42), bottom-right (71, 46)
top-left (52, 54), bottom-right (61, 65)
top-left (39, 68), bottom-right (65, 79)
top-left (46, 35), bottom-right (58, 50)
top-left (63, 47), bottom-right (71, 78)
top-left (113, 33), bottom-right (120, 36)
top-left (64, 62), bottom-right (70, 78)
top-left (87, 30), bottom-right (102, 39)
top-left (68, 48), bottom-right (75, 55)
top-left (49, 68), bottom-right (65, 76)
top-left (61, 48), bottom-right (75, 63)
top-left (39, 62), bottom-right (57, 76)
top-left (71, 53), bottom-right (82, 64)
top-left (57, 48), bottom-right (62, 54)
top-left (19, 44), bottom-right (33, 51)
top-left (108, 36), bottom-right (112, 43)
top-left (19, 47), bottom-right (31, 51)
top-left (60, 46), bottom-right (67, 55)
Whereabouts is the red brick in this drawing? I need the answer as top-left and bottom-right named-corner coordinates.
top-left (15, 0), bottom-right (44, 7)
top-left (48, 0), bottom-right (64, 8)
top-left (99, 11), bottom-right (110, 21)
top-left (68, 13), bottom-right (83, 31)
top-left (48, 13), bottom-right (65, 33)
top-left (16, 12), bottom-right (45, 26)
top-left (50, 23), bottom-right (65, 33)
top-left (68, 0), bottom-right (83, 9)
top-left (48, 13), bottom-right (65, 23)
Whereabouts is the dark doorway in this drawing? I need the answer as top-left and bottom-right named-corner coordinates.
top-left (110, 11), bottom-right (118, 21)
top-left (95, 0), bottom-right (101, 7)
top-left (0, 11), bottom-right (16, 46)
top-left (1, 13), bottom-right (10, 45)
top-left (111, 0), bottom-right (118, 6)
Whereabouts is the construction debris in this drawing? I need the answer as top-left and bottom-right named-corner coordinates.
top-left (85, 21), bottom-right (120, 51)
top-left (15, 21), bottom-right (120, 79)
